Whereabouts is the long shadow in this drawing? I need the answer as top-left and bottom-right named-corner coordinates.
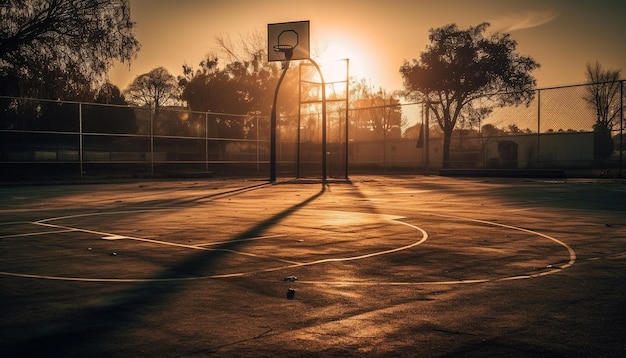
top-left (381, 176), bottom-right (626, 213)
top-left (5, 183), bottom-right (327, 357)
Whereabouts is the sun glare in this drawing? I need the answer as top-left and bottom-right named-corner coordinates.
top-left (316, 39), bottom-right (375, 84)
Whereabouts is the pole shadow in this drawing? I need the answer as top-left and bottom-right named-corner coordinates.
top-left (4, 183), bottom-right (327, 356)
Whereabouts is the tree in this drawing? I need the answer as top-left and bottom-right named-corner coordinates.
top-left (84, 82), bottom-right (137, 134)
top-left (400, 23), bottom-right (539, 168)
top-left (181, 32), bottom-right (295, 117)
top-left (124, 67), bottom-right (179, 109)
top-left (584, 62), bottom-right (622, 131)
top-left (0, 0), bottom-right (140, 99)
top-left (179, 33), bottom-right (299, 144)
top-left (583, 61), bottom-right (621, 161)
top-left (350, 82), bottom-right (404, 141)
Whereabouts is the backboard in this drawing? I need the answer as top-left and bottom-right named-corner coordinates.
top-left (268, 20), bottom-right (310, 62)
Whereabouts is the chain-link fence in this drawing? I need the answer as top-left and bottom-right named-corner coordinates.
top-left (349, 81), bottom-right (624, 177)
top-left (0, 97), bottom-right (280, 179)
top-left (441, 82), bottom-right (624, 176)
top-left (1, 81), bottom-right (624, 180)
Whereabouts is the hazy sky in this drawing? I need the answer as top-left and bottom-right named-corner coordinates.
top-left (108, 0), bottom-right (625, 91)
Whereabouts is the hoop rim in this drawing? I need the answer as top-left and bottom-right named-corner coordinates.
top-left (273, 44), bottom-right (294, 52)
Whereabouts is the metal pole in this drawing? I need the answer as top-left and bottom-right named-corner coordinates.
top-left (150, 108), bottom-right (154, 176)
top-left (270, 62), bottom-right (290, 182)
top-left (297, 63), bottom-right (302, 178)
top-left (424, 99), bottom-right (430, 175)
top-left (619, 81), bottom-right (624, 178)
top-left (307, 59), bottom-right (327, 184)
top-left (205, 112), bottom-right (209, 173)
top-left (79, 103), bottom-right (83, 179)
top-left (344, 59), bottom-right (349, 179)
top-left (256, 115), bottom-right (260, 173)
top-left (421, 103), bottom-right (425, 174)
top-left (537, 89), bottom-right (541, 167)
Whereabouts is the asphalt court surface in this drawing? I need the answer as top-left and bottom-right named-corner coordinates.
top-left (0, 175), bottom-right (625, 357)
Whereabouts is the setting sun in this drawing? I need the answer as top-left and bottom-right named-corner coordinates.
top-left (315, 39), bottom-right (375, 84)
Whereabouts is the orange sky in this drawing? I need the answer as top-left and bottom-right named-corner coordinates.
top-left (108, 0), bottom-right (625, 92)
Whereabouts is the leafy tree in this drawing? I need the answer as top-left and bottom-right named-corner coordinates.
top-left (583, 61), bottom-right (621, 161)
top-left (0, 0), bottom-right (140, 99)
top-left (400, 23), bottom-right (539, 167)
top-left (179, 36), bottom-right (297, 142)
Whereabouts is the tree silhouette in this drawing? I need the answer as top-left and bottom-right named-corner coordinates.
top-left (583, 61), bottom-right (621, 161)
top-left (124, 67), bottom-right (179, 109)
top-left (400, 23), bottom-right (539, 168)
top-left (350, 82), bottom-right (404, 141)
top-left (179, 33), bottom-right (300, 143)
top-left (0, 0), bottom-right (139, 99)
top-left (584, 62), bottom-right (622, 131)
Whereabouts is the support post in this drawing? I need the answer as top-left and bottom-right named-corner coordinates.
top-left (619, 81), bottom-right (624, 178)
top-left (307, 58), bottom-right (327, 184)
top-left (344, 59), bottom-right (349, 179)
top-left (270, 63), bottom-right (290, 182)
top-left (424, 100), bottom-right (430, 175)
top-left (79, 103), bottom-right (83, 179)
top-left (205, 112), bottom-right (209, 173)
top-left (537, 89), bottom-right (541, 167)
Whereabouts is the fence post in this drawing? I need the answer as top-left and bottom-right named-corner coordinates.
top-left (256, 116), bottom-right (260, 173)
top-left (150, 108), bottom-right (154, 176)
top-left (205, 112), bottom-right (209, 173)
top-left (537, 89), bottom-right (541, 167)
top-left (79, 102), bottom-right (83, 179)
top-left (619, 80), bottom-right (624, 178)
top-left (344, 58), bottom-right (349, 179)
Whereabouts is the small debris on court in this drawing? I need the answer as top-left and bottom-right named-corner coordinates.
top-left (283, 276), bottom-right (298, 282)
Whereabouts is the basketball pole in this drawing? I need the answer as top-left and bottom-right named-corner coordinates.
top-left (270, 59), bottom-right (290, 182)
top-left (307, 58), bottom-right (327, 184)
top-left (270, 57), bottom-right (326, 184)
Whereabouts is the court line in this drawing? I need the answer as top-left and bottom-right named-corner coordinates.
top-left (0, 211), bottom-right (428, 282)
top-left (0, 229), bottom-right (78, 239)
top-left (0, 209), bottom-right (575, 285)
top-left (430, 212), bottom-right (577, 271)
top-left (299, 212), bottom-right (576, 286)
top-left (33, 218), bottom-right (301, 265)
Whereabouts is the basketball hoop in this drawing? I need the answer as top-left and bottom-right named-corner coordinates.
top-left (273, 29), bottom-right (298, 69)
top-left (273, 44), bottom-right (294, 69)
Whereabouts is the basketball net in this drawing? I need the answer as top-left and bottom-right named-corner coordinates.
top-left (273, 45), bottom-right (293, 70)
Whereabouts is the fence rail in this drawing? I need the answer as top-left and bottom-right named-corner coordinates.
top-left (1, 80), bottom-right (624, 180)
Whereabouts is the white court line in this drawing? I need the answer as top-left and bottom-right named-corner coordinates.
top-left (297, 213), bottom-right (576, 286)
top-left (431, 212), bottom-right (577, 271)
top-left (0, 210), bottom-right (428, 283)
top-left (0, 207), bottom-right (575, 285)
top-left (34, 219), bottom-right (300, 264)
top-left (0, 229), bottom-right (77, 239)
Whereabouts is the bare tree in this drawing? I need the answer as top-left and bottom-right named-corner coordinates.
top-left (584, 61), bottom-right (622, 160)
top-left (584, 61), bottom-right (622, 131)
top-left (124, 67), bottom-right (179, 109)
